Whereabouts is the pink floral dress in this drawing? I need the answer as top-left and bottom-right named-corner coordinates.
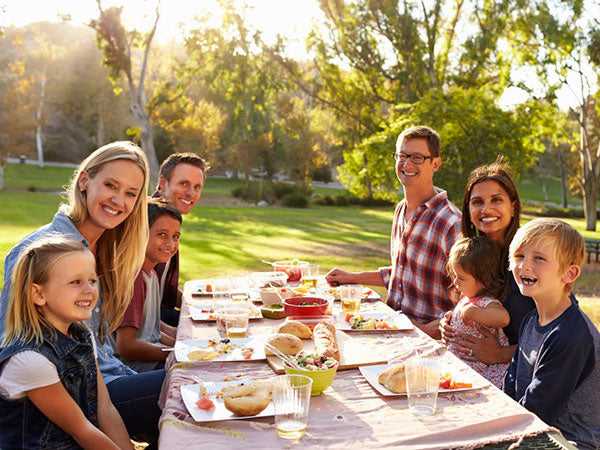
top-left (448, 296), bottom-right (510, 388)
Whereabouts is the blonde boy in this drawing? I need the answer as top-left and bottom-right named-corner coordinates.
top-left (504, 218), bottom-right (600, 449)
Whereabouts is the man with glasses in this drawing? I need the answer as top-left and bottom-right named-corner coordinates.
top-left (326, 126), bottom-right (461, 338)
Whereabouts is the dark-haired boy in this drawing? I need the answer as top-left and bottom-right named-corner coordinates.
top-left (152, 153), bottom-right (208, 326)
top-left (116, 199), bottom-right (181, 372)
top-left (504, 218), bottom-right (600, 449)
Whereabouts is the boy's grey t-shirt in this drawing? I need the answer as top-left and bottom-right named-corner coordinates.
top-left (503, 300), bottom-right (600, 450)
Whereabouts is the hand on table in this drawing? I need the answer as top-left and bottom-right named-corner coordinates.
top-left (325, 268), bottom-right (354, 287)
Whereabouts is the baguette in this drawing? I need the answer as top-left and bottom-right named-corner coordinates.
top-left (313, 321), bottom-right (340, 361)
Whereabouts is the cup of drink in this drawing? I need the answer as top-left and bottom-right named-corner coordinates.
top-left (340, 284), bottom-right (362, 314)
top-left (404, 356), bottom-right (441, 416)
top-left (212, 277), bottom-right (232, 305)
top-left (273, 374), bottom-right (313, 439)
top-left (301, 264), bottom-right (320, 289)
top-left (229, 275), bottom-right (250, 301)
top-left (225, 307), bottom-right (250, 338)
top-left (215, 308), bottom-right (227, 332)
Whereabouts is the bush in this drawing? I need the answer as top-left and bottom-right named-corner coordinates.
top-left (272, 182), bottom-right (298, 199)
top-left (313, 195), bottom-right (336, 206)
top-left (230, 182), bottom-right (275, 203)
top-left (281, 192), bottom-right (309, 208)
top-left (311, 165), bottom-right (333, 183)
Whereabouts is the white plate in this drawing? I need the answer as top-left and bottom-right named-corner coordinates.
top-left (175, 338), bottom-right (266, 362)
top-left (181, 381), bottom-right (274, 423)
top-left (189, 305), bottom-right (262, 321)
top-left (337, 313), bottom-right (414, 331)
top-left (359, 363), bottom-right (481, 396)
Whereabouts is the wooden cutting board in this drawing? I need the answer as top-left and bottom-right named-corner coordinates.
top-left (266, 330), bottom-right (388, 374)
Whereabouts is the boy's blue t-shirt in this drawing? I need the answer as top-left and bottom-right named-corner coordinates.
top-left (503, 298), bottom-right (600, 450)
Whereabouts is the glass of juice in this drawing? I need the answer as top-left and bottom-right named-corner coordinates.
top-left (301, 264), bottom-right (320, 289)
top-left (273, 374), bottom-right (313, 439)
top-left (225, 307), bottom-right (250, 338)
top-left (340, 284), bottom-right (362, 314)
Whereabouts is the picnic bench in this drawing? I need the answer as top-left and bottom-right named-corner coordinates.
top-left (585, 238), bottom-right (600, 263)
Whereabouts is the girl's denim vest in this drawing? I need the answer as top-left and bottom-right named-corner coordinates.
top-left (0, 323), bottom-right (99, 449)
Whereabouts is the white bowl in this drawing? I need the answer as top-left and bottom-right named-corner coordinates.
top-left (259, 287), bottom-right (293, 305)
top-left (249, 271), bottom-right (288, 289)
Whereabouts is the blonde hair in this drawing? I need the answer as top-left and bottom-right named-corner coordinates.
top-left (2, 238), bottom-right (92, 346)
top-left (61, 141), bottom-right (149, 340)
top-left (509, 218), bottom-right (585, 293)
top-left (447, 236), bottom-right (505, 299)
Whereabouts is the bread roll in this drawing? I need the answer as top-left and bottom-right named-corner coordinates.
top-left (377, 364), bottom-right (407, 393)
top-left (313, 321), bottom-right (340, 361)
top-left (223, 382), bottom-right (270, 416)
top-left (265, 333), bottom-right (303, 356)
top-left (276, 320), bottom-right (312, 339)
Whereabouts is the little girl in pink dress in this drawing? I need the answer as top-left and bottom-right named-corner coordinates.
top-left (446, 236), bottom-right (510, 388)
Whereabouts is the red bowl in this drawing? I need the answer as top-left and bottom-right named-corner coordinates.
top-left (282, 296), bottom-right (329, 317)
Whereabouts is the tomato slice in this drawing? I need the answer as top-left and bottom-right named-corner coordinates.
top-left (345, 313), bottom-right (355, 322)
top-left (195, 397), bottom-right (215, 411)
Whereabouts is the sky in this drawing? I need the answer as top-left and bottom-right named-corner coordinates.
top-left (1, 0), bottom-right (595, 111)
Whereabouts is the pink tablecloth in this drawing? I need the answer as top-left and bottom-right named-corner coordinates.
top-left (158, 282), bottom-right (556, 449)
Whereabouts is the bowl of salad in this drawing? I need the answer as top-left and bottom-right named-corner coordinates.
top-left (273, 259), bottom-right (309, 283)
top-left (283, 353), bottom-right (339, 396)
top-left (282, 296), bottom-right (329, 317)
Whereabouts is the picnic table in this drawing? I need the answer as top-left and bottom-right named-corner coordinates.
top-left (157, 280), bottom-right (572, 449)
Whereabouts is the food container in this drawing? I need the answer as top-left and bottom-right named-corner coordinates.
top-left (249, 271), bottom-right (289, 288)
top-left (259, 287), bottom-right (294, 305)
top-left (260, 303), bottom-right (287, 320)
top-left (273, 260), bottom-right (309, 283)
top-left (284, 364), bottom-right (338, 396)
top-left (282, 297), bottom-right (329, 317)
top-left (285, 315), bottom-right (334, 331)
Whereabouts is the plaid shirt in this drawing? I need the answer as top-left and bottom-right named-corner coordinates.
top-left (379, 188), bottom-right (461, 323)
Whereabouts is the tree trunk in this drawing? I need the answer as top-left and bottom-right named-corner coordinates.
top-left (130, 100), bottom-right (159, 185)
top-left (0, 157), bottom-right (4, 190)
top-left (36, 67), bottom-right (47, 168)
top-left (363, 152), bottom-right (372, 198)
top-left (579, 117), bottom-right (597, 231)
top-left (557, 147), bottom-right (568, 208)
top-left (96, 105), bottom-right (105, 147)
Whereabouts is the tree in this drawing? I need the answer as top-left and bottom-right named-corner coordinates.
top-left (90, 0), bottom-right (161, 179)
top-left (512, 0), bottom-right (600, 229)
top-left (180, 0), bottom-right (283, 183)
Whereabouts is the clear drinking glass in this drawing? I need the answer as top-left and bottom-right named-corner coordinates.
top-left (340, 284), bottom-right (362, 314)
top-left (301, 264), bottom-right (320, 289)
top-left (211, 277), bottom-right (232, 305)
top-left (273, 374), bottom-right (313, 439)
top-left (229, 275), bottom-right (250, 301)
top-left (224, 307), bottom-right (250, 338)
top-left (404, 356), bottom-right (441, 416)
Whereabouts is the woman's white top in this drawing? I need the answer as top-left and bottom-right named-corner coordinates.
top-left (0, 330), bottom-right (98, 400)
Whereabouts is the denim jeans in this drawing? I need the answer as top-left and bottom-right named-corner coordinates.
top-left (106, 369), bottom-right (165, 446)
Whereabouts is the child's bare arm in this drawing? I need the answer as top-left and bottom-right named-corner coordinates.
top-left (160, 330), bottom-right (176, 347)
top-left (96, 361), bottom-right (134, 449)
top-left (27, 382), bottom-right (122, 449)
top-left (116, 326), bottom-right (167, 362)
top-left (160, 321), bottom-right (177, 339)
top-left (461, 302), bottom-right (510, 328)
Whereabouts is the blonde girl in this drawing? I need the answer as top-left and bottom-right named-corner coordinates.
top-left (446, 236), bottom-right (511, 387)
top-left (0, 238), bottom-right (132, 449)
top-left (1, 142), bottom-right (162, 443)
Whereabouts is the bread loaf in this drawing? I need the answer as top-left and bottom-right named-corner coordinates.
top-left (377, 364), bottom-right (407, 393)
top-left (276, 320), bottom-right (312, 339)
top-left (313, 321), bottom-right (340, 361)
top-left (265, 333), bottom-right (303, 356)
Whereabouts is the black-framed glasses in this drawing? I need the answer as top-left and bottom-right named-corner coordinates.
top-left (392, 152), bottom-right (434, 165)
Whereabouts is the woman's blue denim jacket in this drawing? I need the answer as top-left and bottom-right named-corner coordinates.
top-left (0, 323), bottom-right (98, 449)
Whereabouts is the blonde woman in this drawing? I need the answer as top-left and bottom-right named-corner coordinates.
top-left (0, 142), bottom-right (162, 444)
